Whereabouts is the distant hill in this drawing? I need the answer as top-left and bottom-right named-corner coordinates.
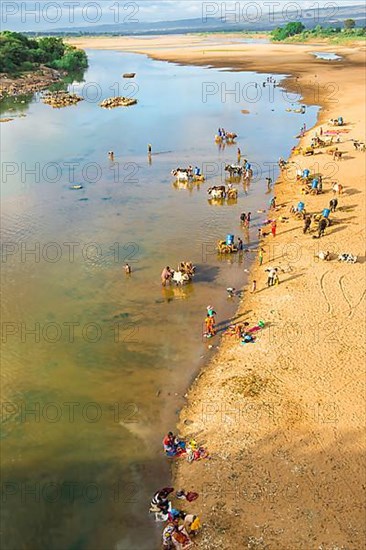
top-left (25, 4), bottom-right (366, 36)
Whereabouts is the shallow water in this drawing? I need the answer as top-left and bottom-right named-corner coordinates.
top-left (0, 50), bottom-right (319, 550)
top-left (312, 51), bottom-right (343, 61)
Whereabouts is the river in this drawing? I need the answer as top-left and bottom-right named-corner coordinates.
top-left (0, 49), bottom-right (319, 550)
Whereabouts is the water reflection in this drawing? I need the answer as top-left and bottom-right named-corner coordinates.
top-left (0, 69), bottom-right (87, 117)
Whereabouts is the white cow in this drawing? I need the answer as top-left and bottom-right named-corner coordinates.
top-left (207, 186), bottom-right (226, 199)
top-left (171, 170), bottom-right (189, 182)
top-left (338, 253), bottom-right (357, 264)
top-left (171, 271), bottom-right (191, 285)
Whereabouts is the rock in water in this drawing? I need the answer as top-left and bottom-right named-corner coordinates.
top-left (42, 91), bottom-right (83, 108)
top-left (100, 97), bottom-right (138, 109)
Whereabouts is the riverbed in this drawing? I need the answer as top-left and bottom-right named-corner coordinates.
top-left (0, 49), bottom-right (319, 550)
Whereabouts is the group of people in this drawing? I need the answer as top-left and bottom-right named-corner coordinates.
top-left (163, 432), bottom-right (186, 457)
top-left (162, 511), bottom-right (200, 550)
top-left (291, 200), bottom-right (331, 238)
top-left (155, 430), bottom-right (208, 548)
top-left (265, 267), bottom-right (280, 287)
top-left (150, 487), bottom-right (201, 549)
top-left (278, 157), bottom-right (287, 170)
top-left (225, 320), bottom-right (265, 343)
top-left (240, 211), bottom-right (252, 228)
top-left (155, 115), bottom-right (351, 547)
top-left (260, 76), bottom-right (278, 89)
top-left (293, 156), bottom-right (344, 238)
top-left (174, 166), bottom-right (202, 177)
top-left (217, 128), bottom-right (230, 139)
top-left (297, 168), bottom-right (324, 195)
top-left (163, 431), bottom-right (209, 462)
top-left (161, 263), bottom-right (195, 286)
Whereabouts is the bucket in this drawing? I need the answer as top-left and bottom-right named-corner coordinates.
top-left (323, 209), bottom-right (331, 219)
top-left (226, 234), bottom-right (234, 246)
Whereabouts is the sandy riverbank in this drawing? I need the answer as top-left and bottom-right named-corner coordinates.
top-left (72, 36), bottom-right (366, 549)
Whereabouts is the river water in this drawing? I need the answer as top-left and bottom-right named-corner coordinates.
top-left (0, 50), bottom-right (319, 550)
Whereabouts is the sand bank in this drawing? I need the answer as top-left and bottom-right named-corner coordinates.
top-left (71, 35), bottom-right (366, 549)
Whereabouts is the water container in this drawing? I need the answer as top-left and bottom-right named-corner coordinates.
top-left (312, 179), bottom-right (319, 189)
top-left (226, 234), bottom-right (234, 246)
top-left (297, 202), bottom-right (305, 212)
top-left (323, 209), bottom-right (331, 219)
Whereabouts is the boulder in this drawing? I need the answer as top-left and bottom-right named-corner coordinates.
top-left (99, 96), bottom-right (138, 109)
top-left (42, 91), bottom-right (84, 108)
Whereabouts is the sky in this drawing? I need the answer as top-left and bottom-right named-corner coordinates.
top-left (1, 1), bottom-right (365, 31)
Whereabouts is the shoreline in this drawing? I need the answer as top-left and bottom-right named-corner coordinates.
top-left (7, 35), bottom-right (364, 548)
top-left (0, 66), bottom-right (66, 100)
top-left (169, 45), bottom-right (365, 549)
top-left (84, 37), bottom-right (365, 550)
top-left (67, 36), bottom-right (365, 548)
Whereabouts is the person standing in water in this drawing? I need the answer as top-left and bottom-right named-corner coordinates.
top-left (246, 212), bottom-right (252, 226)
top-left (148, 144), bottom-right (152, 155)
top-left (124, 263), bottom-right (132, 275)
top-left (206, 305), bottom-right (217, 318)
top-left (205, 315), bottom-right (216, 338)
top-left (161, 266), bottom-right (172, 286)
top-left (237, 147), bottom-right (241, 163)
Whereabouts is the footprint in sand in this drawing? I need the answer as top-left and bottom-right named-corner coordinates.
top-left (319, 270), bottom-right (366, 318)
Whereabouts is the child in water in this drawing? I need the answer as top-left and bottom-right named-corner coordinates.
top-left (204, 315), bottom-right (216, 338)
top-left (206, 305), bottom-right (217, 318)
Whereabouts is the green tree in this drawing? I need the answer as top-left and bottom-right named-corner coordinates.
top-left (271, 22), bottom-right (305, 41)
top-left (37, 37), bottom-right (65, 61)
top-left (51, 47), bottom-right (88, 71)
top-left (344, 19), bottom-right (356, 30)
top-left (0, 31), bottom-right (87, 74)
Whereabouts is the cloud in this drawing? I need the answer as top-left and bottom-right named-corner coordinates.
top-left (1, 0), bottom-right (365, 31)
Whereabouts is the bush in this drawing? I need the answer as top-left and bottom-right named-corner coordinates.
top-left (0, 31), bottom-right (88, 74)
top-left (50, 46), bottom-right (88, 71)
top-left (344, 19), bottom-right (356, 30)
top-left (270, 21), bottom-right (366, 43)
top-left (271, 22), bottom-right (305, 41)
